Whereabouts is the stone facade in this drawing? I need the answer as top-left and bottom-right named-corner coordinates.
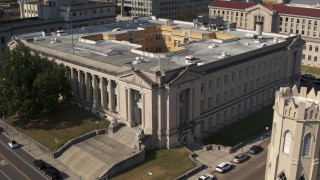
top-left (266, 86), bottom-right (320, 180)
top-left (11, 18), bottom-right (304, 148)
top-left (209, 1), bottom-right (320, 68)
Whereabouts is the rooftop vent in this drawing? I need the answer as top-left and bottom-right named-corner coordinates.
top-left (112, 28), bottom-right (122, 32)
top-left (132, 57), bottom-right (147, 65)
top-left (185, 55), bottom-right (197, 60)
top-left (244, 42), bottom-right (250, 46)
top-left (208, 43), bottom-right (218, 49)
top-left (50, 38), bottom-right (60, 44)
top-left (218, 52), bottom-right (228, 58)
top-left (257, 43), bottom-right (267, 48)
top-left (57, 30), bottom-right (68, 36)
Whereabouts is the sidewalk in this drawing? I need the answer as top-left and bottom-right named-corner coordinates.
top-left (188, 132), bottom-right (271, 180)
top-left (0, 120), bottom-right (79, 180)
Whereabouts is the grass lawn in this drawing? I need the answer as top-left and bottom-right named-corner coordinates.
top-left (202, 106), bottom-right (273, 146)
top-left (301, 65), bottom-right (320, 76)
top-left (111, 148), bottom-right (196, 180)
top-left (8, 104), bottom-right (109, 151)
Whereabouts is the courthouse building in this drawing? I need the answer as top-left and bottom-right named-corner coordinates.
top-left (266, 86), bottom-right (320, 180)
top-left (11, 17), bottom-right (304, 148)
top-left (209, 0), bottom-right (320, 67)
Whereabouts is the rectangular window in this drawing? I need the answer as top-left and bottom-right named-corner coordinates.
top-left (200, 100), bottom-right (204, 113)
top-left (0, 37), bottom-right (4, 43)
top-left (209, 117), bottom-right (212, 126)
top-left (217, 78), bottom-right (221, 87)
top-left (201, 121), bottom-right (204, 132)
top-left (208, 97), bottom-right (212, 109)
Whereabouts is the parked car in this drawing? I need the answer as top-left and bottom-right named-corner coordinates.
top-left (301, 74), bottom-right (315, 79)
top-left (8, 140), bottom-right (19, 149)
top-left (300, 78), bottom-right (307, 83)
top-left (249, 145), bottom-right (263, 154)
top-left (233, 154), bottom-right (248, 163)
top-left (198, 174), bottom-right (216, 180)
top-left (33, 159), bottom-right (47, 170)
top-left (314, 81), bottom-right (320, 86)
top-left (44, 167), bottom-right (61, 179)
top-left (215, 161), bottom-right (232, 173)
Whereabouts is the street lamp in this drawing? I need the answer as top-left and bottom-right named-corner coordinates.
top-left (96, 121), bottom-right (99, 131)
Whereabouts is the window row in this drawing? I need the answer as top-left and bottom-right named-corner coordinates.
top-left (200, 89), bottom-right (275, 131)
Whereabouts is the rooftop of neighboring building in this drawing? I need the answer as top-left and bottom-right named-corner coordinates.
top-left (15, 17), bottom-right (293, 74)
top-left (209, 0), bottom-right (320, 18)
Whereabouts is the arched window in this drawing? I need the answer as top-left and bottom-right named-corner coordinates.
top-left (289, 108), bottom-right (291, 116)
top-left (310, 110), bottom-right (313, 119)
top-left (302, 133), bottom-right (312, 156)
top-left (283, 131), bottom-right (292, 154)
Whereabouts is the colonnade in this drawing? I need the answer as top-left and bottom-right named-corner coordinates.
top-left (66, 66), bottom-right (118, 113)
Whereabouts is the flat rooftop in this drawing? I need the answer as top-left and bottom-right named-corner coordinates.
top-left (16, 17), bottom-right (291, 74)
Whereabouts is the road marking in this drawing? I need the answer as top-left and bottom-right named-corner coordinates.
top-left (0, 170), bottom-right (12, 180)
top-left (0, 159), bottom-right (8, 166)
top-left (257, 163), bottom-right (265, 169)
top-left (0, 153), bottom-right (31, 180)
top-left (0, 140), bottom-right (48, 179)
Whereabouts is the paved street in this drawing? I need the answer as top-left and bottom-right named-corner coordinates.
top-left (0, 132), bottom-right (48, 180)
top-left (189, 133), bottom-right (271, 180)
top-left (212, 139), bottom-right (269, 180)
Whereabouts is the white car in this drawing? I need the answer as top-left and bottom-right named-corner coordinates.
top-left (215, 161), bottom-right (232, 173)
top-left (198, 174), bottom-right (215, 180)
top-left (8, 140), bottom-right (19, 149)
top-left (233, 154), bottom-right (248, 163)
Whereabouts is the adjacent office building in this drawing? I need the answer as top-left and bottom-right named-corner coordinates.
top-left (0, 0), bottom-right (115, 59)
top-left (266, 86), bottom-right (320, 180)
top-left (209, 0), bottom-right (320, 67)
top-left (117, 0), bottom-right (212, 20)
top-left (11, 17), bottom-right (304, 148)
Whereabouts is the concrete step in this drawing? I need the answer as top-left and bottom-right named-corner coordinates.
top-left (107, 127), bottom-right (138, 149)
top-left (57, 146), bottom-right (110, 180)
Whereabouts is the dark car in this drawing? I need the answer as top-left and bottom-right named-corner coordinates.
top-left (314, 81), bottom-right (320, 86)
top-left (249, 145), bottom-right (263, 154)
top-left (44, 167), bottom-right (61, 179)
top-left (33, 159), bottom-right (47, 170)
top-left (301, 74), bottom-right (315, 80)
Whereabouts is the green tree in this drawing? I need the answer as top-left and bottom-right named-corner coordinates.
top-left (0, 9), bottom-right (4, 18)
top-left (0, 45), bottom-right (71, 119)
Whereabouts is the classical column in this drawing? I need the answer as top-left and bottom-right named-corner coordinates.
top-left (108, 79), bottom-right (113, 112)
top-left (141, 92), bottom-right (145, 128)
top-left (78, 70), bottom-right (83, 100)
top-left (100, 77), bottom-right (105, 109)
top-left (85, 72), bottom-right (90, 102)
top-left (188, 88), bottom-right (193, 121)
top-left (92, 75), bottom-right (98, 109)
top-left (70, 68), bottom-right (75, 95)
top-left (128, 88), bottom-right (133, 125)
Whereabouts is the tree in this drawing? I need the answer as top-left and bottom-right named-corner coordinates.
top-left (0, 45), bottom-right (71, 119)
top-left (0, 9), bottom-right (4, 18)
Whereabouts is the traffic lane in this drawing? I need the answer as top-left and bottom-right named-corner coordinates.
top-left (213, 140), bottom-right (270, 180)
top-left (0, 153), bottom-right (32, 179)
top-left (0, 133), bottom-right (48, 180)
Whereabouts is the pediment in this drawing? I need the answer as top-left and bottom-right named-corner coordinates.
top-left (246, 4), bottom-right (274, 15)
top-left (287, 37), bottom-right (306, 50)
top-left (119, 71), bottom-right (153, 88)
top-left (169, 69), bottom-right (201, 86)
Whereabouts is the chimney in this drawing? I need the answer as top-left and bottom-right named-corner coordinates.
top-left (256, 21), bottom-right (263, 36)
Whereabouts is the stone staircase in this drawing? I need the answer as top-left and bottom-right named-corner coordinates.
top-left (57, 134), bottom-right (136, 180)
top-left (107, 126), bottom-right (140, 149)
top-left (58, 145), bottom-right (108, 180)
